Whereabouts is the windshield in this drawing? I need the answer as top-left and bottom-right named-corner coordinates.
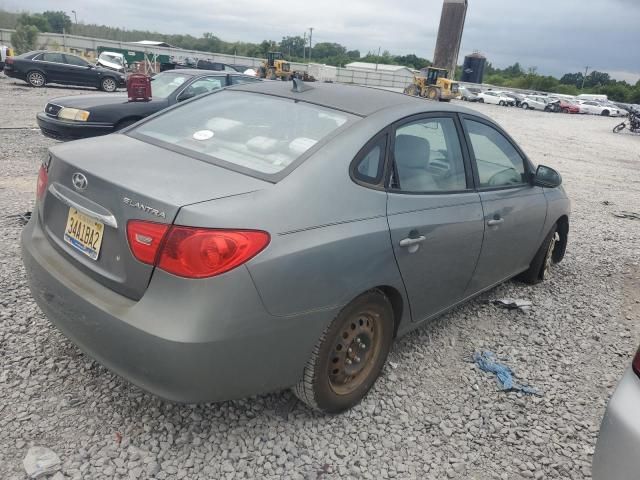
top-left (150, 72), bottom-right (193, 99)
top-left (132, 91), bottom-right (353, 176)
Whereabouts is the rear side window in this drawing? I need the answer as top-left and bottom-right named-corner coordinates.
top-left (353, 136), bottom-right (386, 185)
top-left (464, 119), bottom-right (527, 188)
top-left (133, 91), bottom-right (353, 176)
top-left (42, 53), bottom-right (65, 64)
top-left (230, 76), bottom-right (261, 85)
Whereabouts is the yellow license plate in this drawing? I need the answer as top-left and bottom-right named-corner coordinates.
top-left (63, 208), bottom-right (104, 260)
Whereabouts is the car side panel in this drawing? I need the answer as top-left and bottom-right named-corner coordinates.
top-left (175, 115), bottom-right (411, 326)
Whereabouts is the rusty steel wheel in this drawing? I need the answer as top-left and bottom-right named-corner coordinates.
top-left (328, 311), bottom-right (382, 395)
top-left (293, 290), bottom-right (394, 413)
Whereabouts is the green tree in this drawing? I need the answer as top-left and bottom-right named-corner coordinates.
top-left (42, 11), bottom-right (71, 33)
top-left (11, 24), bottom-right (39, 53)
top-left (16, 13), bottom-right (50, 32)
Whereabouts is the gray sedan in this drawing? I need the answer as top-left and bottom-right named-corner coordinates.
top-left (21, 80), bottom-right (570, 413)
top-left (592, 349), bottom-right (640, 479)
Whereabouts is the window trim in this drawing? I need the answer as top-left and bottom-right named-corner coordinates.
top-left (349, 130), bottom-right (389, 190)
top-left (384, 112), bottom-right (475, 196)
top-left (459, 113), bottom-right (535, 192)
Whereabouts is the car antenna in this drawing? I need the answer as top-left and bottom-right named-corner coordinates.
top-left (291, 77), bottom-right (313, 93)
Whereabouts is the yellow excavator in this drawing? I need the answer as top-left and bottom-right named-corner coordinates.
top-left (403, 67), bottom-right (460, 101)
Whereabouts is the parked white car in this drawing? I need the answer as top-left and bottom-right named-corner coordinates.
top-left (521, 96), bottom-right (550, 111)
top-left (576, 101), bottom-right (621, 116)
top-left (476, 91), bottom-right (513, 106)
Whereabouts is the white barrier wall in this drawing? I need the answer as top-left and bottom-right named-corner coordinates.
top-left (0, 29), bottom-right (415, 89)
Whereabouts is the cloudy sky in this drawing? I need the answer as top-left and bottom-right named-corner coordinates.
top-left (3, 0), bottom-right (639, 82)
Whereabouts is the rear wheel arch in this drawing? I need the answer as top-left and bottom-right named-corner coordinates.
top-left (374, 285), bottom-right (404, 337)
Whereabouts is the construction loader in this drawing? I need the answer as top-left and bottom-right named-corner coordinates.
top-left (403, 67), bottom-right (460, 101)
top-left (256, 52), bottom-right (316, 81)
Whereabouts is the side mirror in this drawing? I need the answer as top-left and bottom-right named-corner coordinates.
top-left (533, 165), bottom-right (562, 188)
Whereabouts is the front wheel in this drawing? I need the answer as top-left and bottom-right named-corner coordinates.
top-left (478, 98), bottom-right (484, 103)
top-left (601, 110), bottom-right (610, 117)
top-left (518, 224), bottom-right (559, 284)
top-left (27, 70), bottom-right (46, 87)
top-left (521, 103), bottom-right (529, 110)
top-left (101, 77), bottom-right (118, 92)
top-left (499, 100), bottom-right (505, 106)
top-left (293, 290), bottom-right (394, 413)
top-left (613, 122), bottom-right (626, 133)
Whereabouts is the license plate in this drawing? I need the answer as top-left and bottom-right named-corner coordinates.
top-left (63, 208), bottom-right (104, 260)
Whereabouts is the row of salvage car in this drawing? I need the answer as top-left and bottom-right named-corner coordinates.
top-left (459, 85), bottom-right (632, 117)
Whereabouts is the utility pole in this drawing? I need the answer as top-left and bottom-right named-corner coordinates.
top-left (303, 32), bottom-right (306, 62)
top-left (581, 66), bottom-right (589, 89)
top-left (71, 10), bottom-right (77, 24)
top-left (308, 27), bottom-right (314, 62)
top-left (375, 47), bottom-right (381, 71)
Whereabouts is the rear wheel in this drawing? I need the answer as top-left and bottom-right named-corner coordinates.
top-left (404, 84), bottom-right (419, 96)
top-left (518, 224), bottom-right (559, 284)
top-left (499, 100), bottom-right (505, 106)
top-left (293, 290), bottom-right (394, 413)
top-left (101, 77), bottom-right (118, 92)
top-left (601, 110), bottom-right (610, 116)
top-left (27, 70), bottom-right (46, 87)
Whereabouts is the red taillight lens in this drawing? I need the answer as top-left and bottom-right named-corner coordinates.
top-left (158, 227), bottom-right (270, 278)
top-left (632, 347), bottom-right (640, 378)
top-left (126, 222), bottom-right (270, 278)
top-left (127, 221), bottom-right (170, 265)
top-left (36, 164), bottom-right (48, 200)
top-left (6, 57), bottom-right (13, 65)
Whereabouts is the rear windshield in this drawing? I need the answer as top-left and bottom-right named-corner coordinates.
top-left (132, 90), bottom-right (353, 176)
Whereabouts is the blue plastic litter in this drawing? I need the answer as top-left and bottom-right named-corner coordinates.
top-left (473, 351), bottom-right (541, 396)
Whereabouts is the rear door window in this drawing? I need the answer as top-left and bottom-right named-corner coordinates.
top-left (132, 90), bottom-right (354, 177)
top-left (391, 117), bottom-right (468, 193)
top-left (42, 53), bottom-right (65, 64)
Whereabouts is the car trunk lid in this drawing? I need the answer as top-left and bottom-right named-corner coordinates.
top-left (39, 134), bottom-right (268, 300)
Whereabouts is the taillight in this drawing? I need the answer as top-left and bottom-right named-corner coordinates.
top-left (6, 57), bottom-right (13, 65)
top-left (158, 227), bottom-right (270, 278)
top-left (36, 164), bottom-right (48, 200)
top-left (126, 221), bottom-right (270, 279)
top-left (127, 221), bottom-right (170, 265)
top-left (632, 347), bottom-right (640, 378)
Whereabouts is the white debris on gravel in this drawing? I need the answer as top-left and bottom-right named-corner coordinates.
top-left (1, 76), bottom-right (640, 479)
top-left (23, 446), bottom-right (61, 478)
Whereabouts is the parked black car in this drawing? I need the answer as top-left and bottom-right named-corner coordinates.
top-left (3, 50), bottom-right (126, 92)
top-left (37, 70), bottom-right (261, 140)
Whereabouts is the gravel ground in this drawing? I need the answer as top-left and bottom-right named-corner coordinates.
top-left (1, 74), bottom-right (639, 479)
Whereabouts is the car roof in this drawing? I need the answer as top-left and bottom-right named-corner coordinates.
top-left (159, 69), bottom-right (251, 77)
top-left (227, 81), bottom-right (464, 117)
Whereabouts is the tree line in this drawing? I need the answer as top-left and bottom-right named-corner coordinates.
top-left (2, 9), bottom-right (638, 103)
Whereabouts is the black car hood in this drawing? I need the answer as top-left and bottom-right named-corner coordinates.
top-left (51, 94), bottom-right (130, 109)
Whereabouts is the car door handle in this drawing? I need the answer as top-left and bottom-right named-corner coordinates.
top-left (399, 236), bottom-right (426, 247)
top-left (487, 218), bottom-right (504, 226)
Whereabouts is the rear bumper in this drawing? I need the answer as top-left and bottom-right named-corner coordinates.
top-left (21, 212), bottom-right (333, 403)
top-left (592, 368), bottom-right (640, 480)
top-left (37, 112), bottom-right (114, 141)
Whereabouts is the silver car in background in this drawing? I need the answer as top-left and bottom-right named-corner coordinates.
top-left (592, 348), bottom-right (640, 479)
top-left (22, 80), bottom-right (570, 413)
